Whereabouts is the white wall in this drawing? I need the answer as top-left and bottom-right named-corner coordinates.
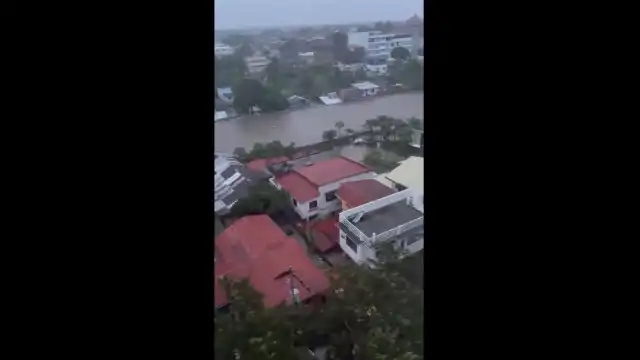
top-left (339, 230), bottom-right (362, 263)
top-left (347, 32), bottom-right (370, 48)
top-left (339, 230), bottom-right (424, 265)
top-left (293, 171), bottom-right (376, 220)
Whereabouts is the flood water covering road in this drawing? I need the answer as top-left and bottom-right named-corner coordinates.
top-left (214, 92), bottom-right (424, 153)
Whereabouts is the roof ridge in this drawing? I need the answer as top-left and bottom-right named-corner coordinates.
top-left (292, 168), bottom-right (321, 187)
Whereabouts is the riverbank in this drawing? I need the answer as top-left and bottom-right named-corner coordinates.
top-left (216, 89), bottom-right (421, 123)
top-left (214, 92), bottom-right (424, 152)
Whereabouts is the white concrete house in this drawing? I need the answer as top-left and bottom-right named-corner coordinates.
top-left (244, 55), bottom-right (271, 74)
top-left (272, 156), bottom-right (376, 221)
top-left (347, 31), bottom-right (413, 60)
top-left (351, 81), bottom-right (380, 97)
top-left (383, 156), bottom-right (424, 200)
top-left (338, 188), bottom-right (424, 265)
top-left (215, 43), bottom-right (235, 58)
top-left (216, 87), bottom-right (234, 103)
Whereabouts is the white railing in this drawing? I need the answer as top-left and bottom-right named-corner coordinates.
top-left (340, 189), bottom-right (415, 219)
top-left (366, 217), bottom-right (424, 245)
top-left (339, 219), bottom-right (368, 243)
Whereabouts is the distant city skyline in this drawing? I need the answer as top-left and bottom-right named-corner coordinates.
top-left (214, 0), bottom-right (423, 30)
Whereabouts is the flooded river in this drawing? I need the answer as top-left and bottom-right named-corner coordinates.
top-left (214, 92), bottom-right (424, 152)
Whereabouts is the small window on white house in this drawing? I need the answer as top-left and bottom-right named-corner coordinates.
top-left (292, 198), bottom-right (298, 206)
top-left (345, 236), bottom-right (358, 253)
top-left (309, 200), bottom-right (318, 209)
top-left (325, 190), bottom-right (337, 202)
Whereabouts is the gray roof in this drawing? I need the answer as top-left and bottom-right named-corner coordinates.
top-left (339, 202), bottom-right (423, 243)
top-left (214, 154), bottom-right (265, 215)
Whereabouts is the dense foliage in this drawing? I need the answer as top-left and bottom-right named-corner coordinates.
top-left (391, 46), bottom-right (411, 61)
top-left (233, 78), bottom-right (289, 114)
top-left (227, 182), bottom-right (291, 218)
top-left (214, 247), bottom-right (424, 360)
top-left (388, 59), bottom-right (423, 90)
top-left (233, 141), bottom-right (297, 163)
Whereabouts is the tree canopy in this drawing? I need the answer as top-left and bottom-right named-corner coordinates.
top-left (391, 46), bottom-right (411, 61)
top-left (322, 129), bottom-right (338, 142)
top-left (233, 78), bottom-right (289, 114)
top-left (227, 182), bottom-right (290, 218)
top-left (233, 141), bottom-right (296, 163)
top-left (214, 246), bottom-right (424, 360)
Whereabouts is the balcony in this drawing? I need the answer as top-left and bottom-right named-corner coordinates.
top-left (338, 189), bottom-right (423, 246)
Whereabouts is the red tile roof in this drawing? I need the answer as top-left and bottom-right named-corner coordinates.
top-left (245, 156), bottom-right (289, 172)
top-left (295, 156), bottom-right (371, 186)
top-left (275, 172), bottom-right (319, 202)
top-left (310, 217), bottom-right (339, 253)
top-left (214, 215), bottom-right (329, 308)
top-left (337, 179), bottom-right (395, 208)
top-left (275, 156), bottom-right (371, 202)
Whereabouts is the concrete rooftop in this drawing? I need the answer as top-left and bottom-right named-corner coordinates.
top-left (339, 201), bottom-right (423, 243)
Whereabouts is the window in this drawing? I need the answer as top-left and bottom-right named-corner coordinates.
top-left (292, 198), bottom-right (297, 206)
top-left (309, 200), bottom-right (318, 209)
top-left (344, 236), bottom-right (358, 253)
top-left (395, 183), bottom-right (407, 191)
top-left (406, 235), bottom-right (422, 246)
top-left (325, 190), bottom-right (337, 202)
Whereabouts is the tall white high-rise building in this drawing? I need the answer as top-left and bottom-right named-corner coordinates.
top-left (347, 31), bottom-right (413, 60)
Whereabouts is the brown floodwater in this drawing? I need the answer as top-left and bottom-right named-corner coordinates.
top-left (214, 92), bottom-right (424, 152)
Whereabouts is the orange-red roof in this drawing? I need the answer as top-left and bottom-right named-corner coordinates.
top-left (214, 215), bottom-right (329, 308)
top-left (275, 172), bottom-right (320, 202)
top-left (310, 217), bottom-right (339, 253)
top-left (295, 156), bottom-right (371, 186)
top-left (245, 156), bottom-right (289, 172)
top-left (337, 179), bottom-right (395, 208)
top-left (275, 156), bottom-right (371, 202)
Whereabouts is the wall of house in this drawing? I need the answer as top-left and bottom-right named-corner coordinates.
top-left (294, 171), bottom-right (376, 220)
top-left (340, 229), bottom-right (424, 265)
top-left (339, 230), bottom-right (362, 263)
top-left (364, 88), bottom-right (379, 96)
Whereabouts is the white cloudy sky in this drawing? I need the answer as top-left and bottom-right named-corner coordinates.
top-left (215, 0), bottom-right (423, 29)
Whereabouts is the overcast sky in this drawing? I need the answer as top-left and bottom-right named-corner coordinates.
top-left (214, 0), bottom-right (423, 29)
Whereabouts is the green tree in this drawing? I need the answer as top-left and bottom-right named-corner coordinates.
top-left (354, 68), bottom-right (368, 81)
top-left (343, 46), bottom-right (366, 64)
top-left (331, 31), bottom-right (349, 62)
top-left (233, 147), bottom-right (249, 162)
top-left (310, 74), bottom-right (331, 98)
top-left (215, 54), bottom-right (247, 88)
top-left (236, 42), bottom-right (254, 58)
top-left (215, 248), bottom-right (424, 360)
top-left (335, 121), bottom-right (345, 137)
top-left (233, 78), bottom-right (267, 113)
top-left (223, 34), bottom-right (254, 47)
top-left (265, 57), bottom-right (281, 87)
top-left (391, 46), bottom-right (411, 61)
top-left (345, 128), bottom-right (355, 136)
top-left (228, 183), bottom-right (290, 218)
top-left (407, 117), bottom-right (423, 130)
top-left (374, 21), bottom-right (395, 33)
top-left (322, 129), bottom-right (338, 142)
top-left (396, 125), bottom-right (414, 144)
top-left (363, 149), bottom-right (398, 173)
top-left (215, 278), bottom-right (300, 360)
top-left (261, 86), bottom-right (289, 112)
top-left (321, 250), bottom-right (424, 360)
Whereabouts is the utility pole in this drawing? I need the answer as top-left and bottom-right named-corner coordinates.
top-left (288, 265), bottom-right (300, 307)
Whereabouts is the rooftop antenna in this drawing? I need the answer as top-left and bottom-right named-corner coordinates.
top-left (287, 265), bottom-right (312, 307)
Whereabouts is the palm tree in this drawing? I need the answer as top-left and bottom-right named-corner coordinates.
top-left (407, 117), bottom-right (423, 130)
top-left (335, 121), bottom-right (345, 137)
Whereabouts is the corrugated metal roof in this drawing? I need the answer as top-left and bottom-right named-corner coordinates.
top-left (214, 215), bottom-right (329, 308)
top-left (385, 156), bottom-right (424, 194)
